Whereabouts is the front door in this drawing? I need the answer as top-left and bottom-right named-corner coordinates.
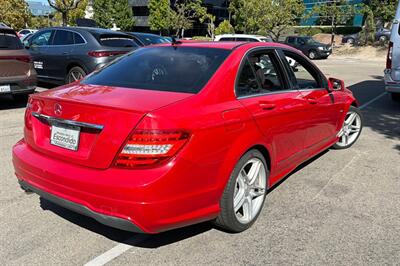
top-left (28, 30), bottom-right (54, 78)
top-left (236, 49), bottom-right (309, 174)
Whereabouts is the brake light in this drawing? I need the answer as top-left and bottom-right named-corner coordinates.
top-left (88, 51), bottom-right (128, 58)
top-left (0, 55), bottom-right (32, 63)
top-left (387, 41), bottom-right (393, 69)
top-left (115, 130), bottom-right (190, 168)
top-left (24, 97), bottom-right (34, 130)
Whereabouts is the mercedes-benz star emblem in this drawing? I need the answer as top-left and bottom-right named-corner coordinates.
top-left (54, 103), bottom-right (63, 116)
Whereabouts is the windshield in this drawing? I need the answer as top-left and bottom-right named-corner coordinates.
top-left (137, 34), bottom-right (170, 45)
top-left (302, 37), bottom-right (319, 45)
top-left (82, 46), bottom-right (231, 93)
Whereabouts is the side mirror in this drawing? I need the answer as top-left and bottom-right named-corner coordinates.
top-left (328, 77), bottom-right (345, 91)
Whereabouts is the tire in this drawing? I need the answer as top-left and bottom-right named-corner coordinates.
top-left (308, 50), bottom-right (317, 60)
top-left (391, 93), bottom-right (400, 102)
top-left (214, 149), bottom-right (269, 233)
top-left (66, 66), bottom-right (86, 84)
top-left (379, 36), bottom-right (387, 42)
top-left (332, 106), bottom-right (363, 149)
top-left (346, 38), bottom-right (355, 45)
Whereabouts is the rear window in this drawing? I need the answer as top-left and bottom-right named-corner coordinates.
top-left (0, 30), bottom-right (23, 50)
top-left (137, 34), bottom-right (170, 45)
top-left (82, 46), bottom-right (231, 93)
top-left (98, 34), bottom-right (138, 48)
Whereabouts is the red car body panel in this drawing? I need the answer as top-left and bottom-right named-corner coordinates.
top-left (13, 42), bottom-right (358, 233)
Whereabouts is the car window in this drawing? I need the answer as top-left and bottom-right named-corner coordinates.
top-left (20, 30), bottom-right (30, 35)
top-left (73, 33), bottom-right (85, 44)
top-left (53, 30), bottom-right (74, 45)
top-left (0, 30), bottom-right (23, 50)
top-left (82, 47), bottom-right (231, 94)
top-left (219, 37), bottom-right (235, 41)
top-left (98, 34), bottom-right (138, 48)
top-left (287, 37), bottom-right (295, 44)
top-left (236, 38), bottom-right (257, 42)
top-left (30, 30), bottom-right (53, 46)
top-left (283, 51), bottom-right (322, 89)
top-left (236, 51), bottom-right (284, 97)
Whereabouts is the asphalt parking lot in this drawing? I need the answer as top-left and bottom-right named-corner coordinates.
top-left (1, 57), bottom-right (399, 265)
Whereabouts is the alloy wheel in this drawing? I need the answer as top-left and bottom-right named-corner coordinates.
top-left (336, 110), bottom-right (362, 148)
top-left (233, 158), bottom-right (267, 224)
top-left (68, 70), bottom-right (84, 83)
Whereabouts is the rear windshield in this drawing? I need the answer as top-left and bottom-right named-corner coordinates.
top-left (137, 34), bottom-right (170, 45)
top-left (0, 30), bottom-right (23, 50)
top-left (82, 46), bottom-right (231, 93)
top-left (98, 34), bottom-right (138, 48)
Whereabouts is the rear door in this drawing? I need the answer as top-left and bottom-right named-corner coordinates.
top-left (236, 48), bottom-right (309, 172)
top-left (280, 50), bottom-right (342, 149)
top-left (28, 30), bottom-right (54, 78)
top-left (48, 29), bottom-right (75, 81)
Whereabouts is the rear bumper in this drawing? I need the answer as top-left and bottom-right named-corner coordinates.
top-left (18, 179), bottom-right (143, 233)
top-left (384, 69), bottom-right (400, 93)
top-left (13, 140), bottom-right (220, 233)
top-left (0, 75), bottom-right (36, 95)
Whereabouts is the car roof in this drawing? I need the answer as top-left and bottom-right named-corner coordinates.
top-left (154, 41), bottom-right (293, 51)
top-left (0, 24), bottom-right (12, 30)
top-left (39, 26), bottom-right (131, 36)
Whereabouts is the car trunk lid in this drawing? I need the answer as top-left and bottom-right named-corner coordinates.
top-left (25, 83), bottom-right (193, 169)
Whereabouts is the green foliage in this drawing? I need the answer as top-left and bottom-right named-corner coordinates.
top-left (30, 16), bottom-right (57, 28)
top-left (215, 20), bottom-right (235, 35)
top-left (47, 0), bottom-right (84, 26)
top-left (360, 6), bottom-right (376, 45)
top-left (296, 27), bottom-right (323, 36)
top-left (148, 0), bottom-right (173, 33)
top-left (53, 0), bottom-right (88, 26)
top-left (169, 0), bottom-right (207, 37)
top-left (366, 0), bottom-right (397, 24)
top-left (228, 0), bottom-right (246, 32)
top-left (0, 0), bottom-right (31, 30)
top-left (93, 0), bottom-right (134, 31)
top-left (240, 0), bottom-right (305, 41)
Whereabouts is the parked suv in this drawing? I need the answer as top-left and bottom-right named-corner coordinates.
top-left (26, 27), bottom-right (139, 85)
top-left (385, 2), bottom-right (400, 101)
top-left (283, 36), bottom-right (331, 59)
top-left (0, 25), bottom-right (36, 100)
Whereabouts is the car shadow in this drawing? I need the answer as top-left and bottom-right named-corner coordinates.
top-left (348, 80), bottom-right (400, 153)
top-left (0, 94), bottom-right (28, 110)
top-left (40, 197), bottom-right (213, 248)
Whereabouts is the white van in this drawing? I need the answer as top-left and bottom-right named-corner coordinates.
top-left (384, 2), bottom-right (400, 101)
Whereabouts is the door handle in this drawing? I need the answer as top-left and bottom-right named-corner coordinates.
top-left (306, 98), bottom-right (318, 104)
top-left (259, 102), bottom-right (276, 110)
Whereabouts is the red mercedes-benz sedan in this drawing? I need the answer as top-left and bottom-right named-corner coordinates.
top-left (12, 41), bottom-right (363, 233)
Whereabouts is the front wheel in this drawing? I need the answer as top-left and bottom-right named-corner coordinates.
top-left (308, 50), bottom-right (317, 60)
top-left (214, 149), bottom-right (268, 233)
top-left (333, 106), bottom-right (363, 149)
top-left (66, 66), bottom-right (86, 84)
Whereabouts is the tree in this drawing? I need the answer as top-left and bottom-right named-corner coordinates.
top-left (169, 0), bottom-right (207, 38)
top-left (215, 20), bottom-right (235, 35)
top-left (47, 0), bottom-right (83, 26)
top-left (54, 0), bottom-right (88, 26)
top-left (366, 0), bottom-right (397, 25)
top-left (360, 5), bottom-right (376, 45)
top-left (0, 0), bottom-right (31, 30)
top-left (93, 0), bottom-right (134, 31)
top-left (148, 0), bottom-right (173, 35)
top-left (228, 0), bottom-right (246, 32)
top-left (313, 0), bottom-right (358, 46)
top-left (241, 0), bottom-right (305, 41)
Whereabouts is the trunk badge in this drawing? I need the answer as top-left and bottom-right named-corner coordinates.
top-left (54, 103), bottom-right (63, 116)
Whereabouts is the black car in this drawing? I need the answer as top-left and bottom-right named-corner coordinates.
top-left (283, 36), bottom-right (332, 59)
top-left (127, 32), bottom-right (170, 46)
top-left (25, 27), bottom-right (139, 85)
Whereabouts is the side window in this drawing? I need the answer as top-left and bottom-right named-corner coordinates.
top-left (30, 30), bottom-right (53, 46)
top-left (236, 51), bottom-right (285, 97)
top-left (73, 33), bottom-right (85, 44)
top-left (53, 30), bottom-right (74, 45)
top-left (220, 37), bottom-right (235, 41)
top-left (283, 51), bottom-right (323, 90)
top-left (287, 37), bottom-right (295, 44)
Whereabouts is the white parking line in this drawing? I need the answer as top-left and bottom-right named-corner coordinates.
top-left (359, 92), bottom-right (388, 110)
top-left (84, 236), bottom-right (146, 266)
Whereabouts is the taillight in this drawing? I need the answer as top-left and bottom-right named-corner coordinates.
top-left (387, 41), bottom-right (393, 69)
top-left (114, 130), bottom-right (190, 168)
top-left (88, 51), bottom-right (128, 58)
top-left (0, 55), bottom-right (32, 63)
top-left (24, 97), bottom-right (34, 130)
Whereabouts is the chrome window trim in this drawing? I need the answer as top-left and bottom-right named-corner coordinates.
top-left (32, 112), bottom-right (104, 131)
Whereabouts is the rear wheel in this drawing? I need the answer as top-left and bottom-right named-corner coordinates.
top-left (214, 149), bottom-right (268, 233)
top-left (346, 38), bottom-right (355, 45)
top-left (66, 66), bottom-right (86, 84)
top-left (333, 106), bottom-right (363, 149)
top-left (391, 93), bottom-right (400, 102)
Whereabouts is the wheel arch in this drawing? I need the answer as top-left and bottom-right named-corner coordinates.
top-left (66, 62), bottom-right (87, 75)
top-left (246, 144), bottom-right (271, 172)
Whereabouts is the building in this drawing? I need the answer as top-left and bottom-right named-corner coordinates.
top-left (26, 1), bottom-right (53, 16)
top-left (301, 0), bottom-right (365, 27)
top-left (128, 0), bottom-right (229, 36)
